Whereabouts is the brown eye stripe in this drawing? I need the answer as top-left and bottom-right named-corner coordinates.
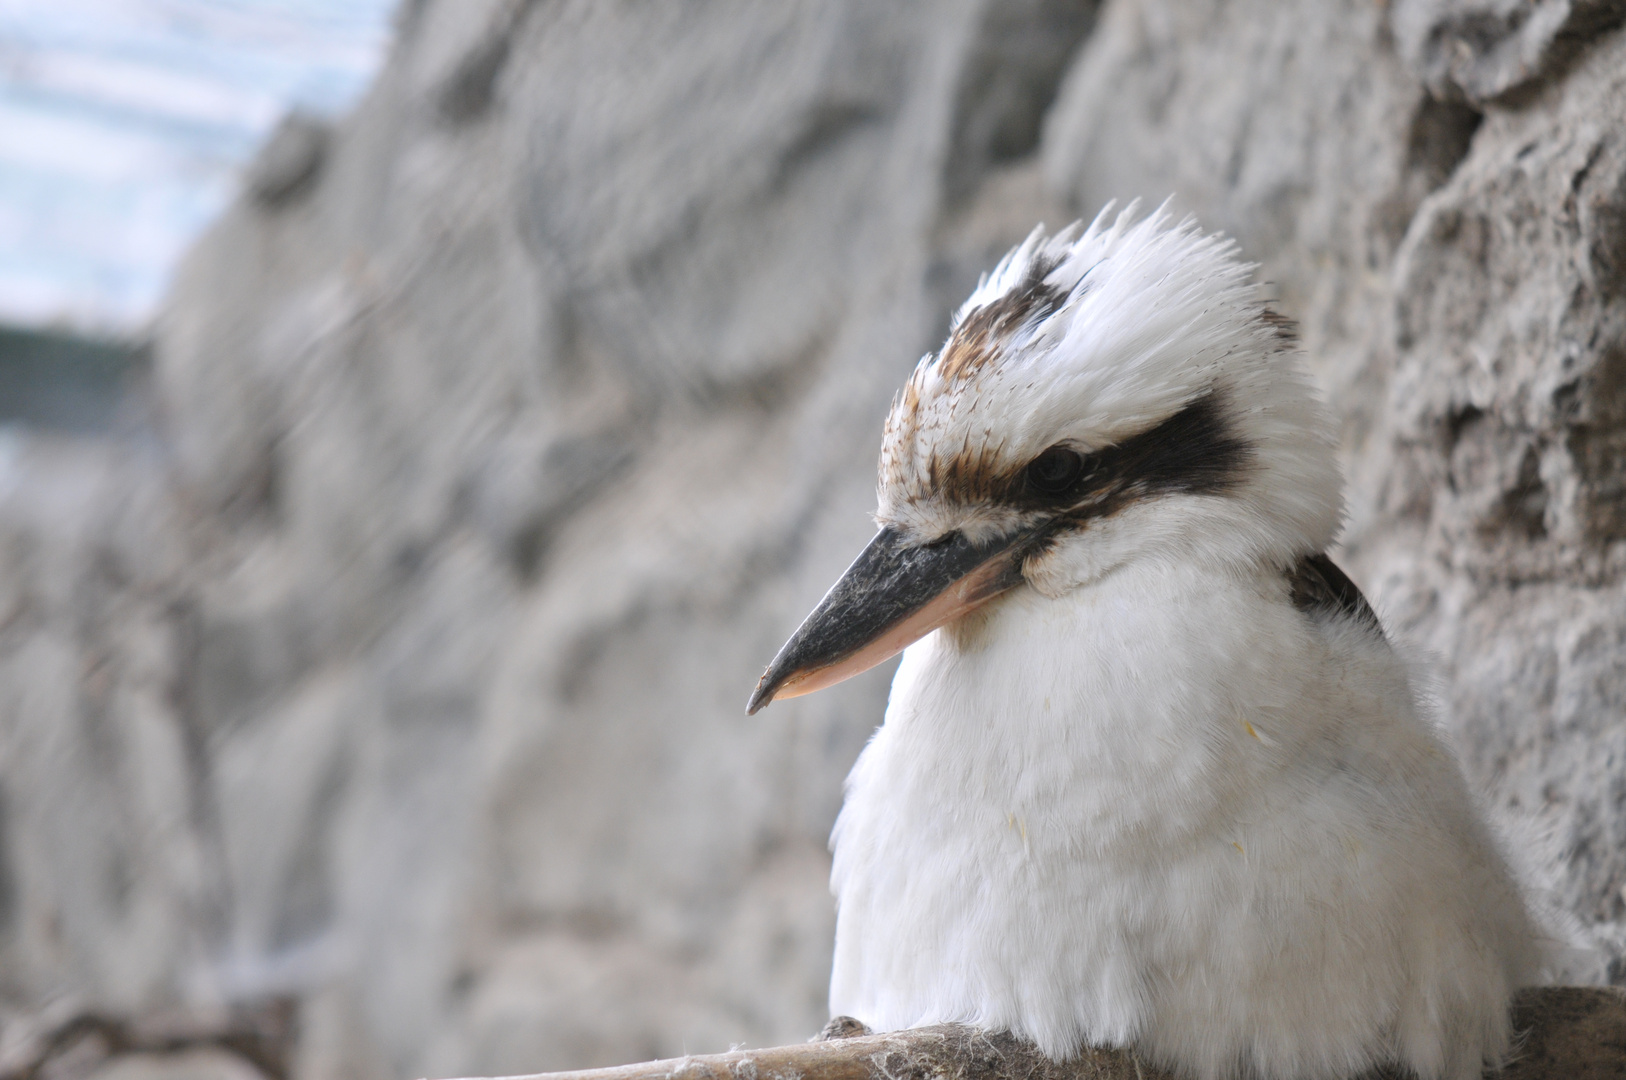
top-left (1061, 390), bottom-right (1252, 505)
top-left (926, 391), bottom-right (1253, 520)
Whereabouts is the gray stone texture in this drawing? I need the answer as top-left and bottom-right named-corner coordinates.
top-left (0, 1), bottom-right (1623, 1078)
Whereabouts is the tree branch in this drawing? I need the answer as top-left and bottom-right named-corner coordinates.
top-left (441, 988), bottom-right (1626, 1080)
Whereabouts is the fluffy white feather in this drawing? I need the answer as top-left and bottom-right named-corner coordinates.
top-left (829, 207), bottom-right (1548, 1080)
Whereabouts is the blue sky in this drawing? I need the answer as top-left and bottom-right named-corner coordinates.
top-left (0, 0), bottom-right (398, 335)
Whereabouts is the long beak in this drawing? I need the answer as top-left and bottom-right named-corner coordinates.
top-left (746, 525), bottom-right (1030, 714)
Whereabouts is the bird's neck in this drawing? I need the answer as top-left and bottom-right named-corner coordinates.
top-left (882, 556), bottom-right (1304, 853)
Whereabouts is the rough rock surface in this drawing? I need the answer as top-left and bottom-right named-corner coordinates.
top-left (0, 1), bottom-right (1623, 1079)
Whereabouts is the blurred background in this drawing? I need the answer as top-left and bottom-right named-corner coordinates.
top-left (0, 2), bottom-right (1622, 1079)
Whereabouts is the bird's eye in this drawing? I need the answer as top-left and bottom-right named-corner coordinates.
top-left (1026, 446), bottom-right (1084, 495)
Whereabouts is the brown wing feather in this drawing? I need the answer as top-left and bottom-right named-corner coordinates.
top-left (1287, 553), bottom-right (1384, 639)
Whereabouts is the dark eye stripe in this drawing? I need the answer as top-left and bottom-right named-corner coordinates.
top-left (919, 389), bottom-right (1252, 513)
top-left (1102, 390), bottom-right (1252, 499)
top-left (994, 390), bottom-right (1252, 516)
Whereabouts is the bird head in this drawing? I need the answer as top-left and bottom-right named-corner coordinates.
top-left (747, 205), bottom-right (1343, 714)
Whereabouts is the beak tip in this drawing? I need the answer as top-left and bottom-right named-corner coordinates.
top-left (745, 674), bottom-right (777, 716)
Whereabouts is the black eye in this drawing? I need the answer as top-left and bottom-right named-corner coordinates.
top-left (1026, 446), bottom-right (1084, 495)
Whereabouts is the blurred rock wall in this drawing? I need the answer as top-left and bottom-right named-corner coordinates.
top-left (0, 2), bottom-right (1622, 1078)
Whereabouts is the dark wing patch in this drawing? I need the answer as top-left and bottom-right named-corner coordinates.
top-left (1288, 553), bottom-right (1385, 639)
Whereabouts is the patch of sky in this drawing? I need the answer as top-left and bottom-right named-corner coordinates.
top-left (0, 0), bottom-right (399, 335)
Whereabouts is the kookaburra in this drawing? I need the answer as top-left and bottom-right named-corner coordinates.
top-left (747, 209), bottom-right (1551, 1080)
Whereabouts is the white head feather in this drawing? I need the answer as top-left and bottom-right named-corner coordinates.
top-left (877, 205), bottom-right (1342, 595)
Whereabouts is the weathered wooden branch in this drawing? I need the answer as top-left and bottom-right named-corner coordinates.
top-left (444, 987), bottom-right (1626, 1080)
